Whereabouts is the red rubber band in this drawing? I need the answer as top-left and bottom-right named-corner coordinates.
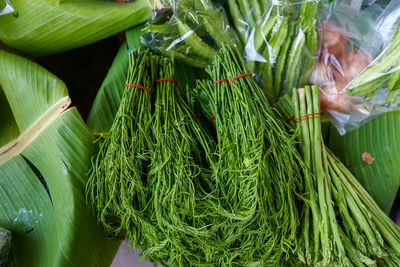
top-left (125, 84), bottom-right (152, 94)
top-left (192, 114), bottom-right (202, 117)
top-left (155, 78), bottom-right (178, 84)
top-left (286, 116), bottom-right (295, 123)
top-left (210, 114), bottom-right (216, 120)
top-left (328, 151), bottom-right (334, 155)
top-left (229, 73), bottom-right (253, 85)
top-left (213, 79), bottom-right (229, 86)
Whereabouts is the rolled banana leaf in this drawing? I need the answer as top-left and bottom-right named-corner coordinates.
top-left (0, 0), bottom-right (158, 56)
top-left (328, 111), bottom-right (400, 213)
top-left (0, 49), bottom-right (119, 266)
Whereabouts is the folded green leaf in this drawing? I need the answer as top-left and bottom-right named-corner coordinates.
top-left (328, 111), bottom-right (400, 213)
top-left (0, 0), bottom-right (154, 56)
top-left (0, 50), bottom-right (119, 266)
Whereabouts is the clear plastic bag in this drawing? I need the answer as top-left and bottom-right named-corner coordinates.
top-left (0, 0), bottom-right (14, 16)
top-left (142, 0), bottom-right (241, 68)
top-left (227, 0), bottom-right (321, 102)
top-left (143, 0), bottom-right (400, 134)
top-left (309, 0), bottom-right (400, 134)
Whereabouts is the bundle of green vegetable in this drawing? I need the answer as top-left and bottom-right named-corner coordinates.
top-left (194, 45), bottom-right (306, 265)
top-left (138, 56), bottom-right (217, 265)
top-left (228, 0), bottom-right (320, 101)
top-left (277, 85), bottom-right (400, 265)
top-left (143, 0), bottom-right (241, 68)
top-left (87, 48), bottom-right (155, 236)
top-left (87, 48), bottom-right (221, 264)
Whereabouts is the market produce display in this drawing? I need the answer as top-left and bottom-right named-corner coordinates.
top-left (1, 0), bottom-right (400, 266)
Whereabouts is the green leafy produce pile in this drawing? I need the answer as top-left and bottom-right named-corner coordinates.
top-left (1, 0), bottom-right (400, 266)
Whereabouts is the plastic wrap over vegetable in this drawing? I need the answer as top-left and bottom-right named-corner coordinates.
top-left (0, 0), bottom-right (13, 16)
top-left (143, 0), bottom-right (241, 68)
top-left (228, 0), bottom-right (321, 102)
top-left (310, 0), bottom-right (400, 134)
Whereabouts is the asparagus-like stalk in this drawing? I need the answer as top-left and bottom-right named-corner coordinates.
top-left (291, 85), bottom-right (400, 265)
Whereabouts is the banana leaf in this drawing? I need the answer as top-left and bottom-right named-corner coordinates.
top-left (328, 111), bottom-right (400, 213)
top-left (0, 0), bottom-right (157, 56)
top-left (0, 49), bottom-right (120, 266)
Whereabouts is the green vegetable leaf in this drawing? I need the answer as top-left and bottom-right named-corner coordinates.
top-left (0, 49), bottom-right (120, 266)
top-left (328, 111), bottom-right (400, 213)
top-left (0, 0), bottom-right (154, 56)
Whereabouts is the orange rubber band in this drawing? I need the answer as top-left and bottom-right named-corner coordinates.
top-left (286, 113), bottom-right (321, 123)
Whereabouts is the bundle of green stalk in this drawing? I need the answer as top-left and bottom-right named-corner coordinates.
top-left (142, 56), bottom-right (218, 265)
top-left (277, 85), bottom-right (400, 265)
top-left (194, 45), bottom-right (306, 265)
top-left (86, 48), bottom-right (221, 264)
top-left (87, 48), bottom-right (155, 237)
top-left (228, 0), bottom-right (319, 101)
top-left (143, 0), bottom-right (241, 68)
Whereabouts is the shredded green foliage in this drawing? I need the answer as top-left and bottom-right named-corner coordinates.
top-left (289, 85), bottom-right (400, 266)
top-left (194, 45), bottom-right (306, 265)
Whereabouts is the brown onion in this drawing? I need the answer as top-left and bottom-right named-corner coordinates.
top-left (339, 50), bottom-right (373, 82)
top-left (319, 83), bottom-right (354, 113)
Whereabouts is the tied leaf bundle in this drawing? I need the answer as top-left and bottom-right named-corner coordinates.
top-left (87, 49), bottom-right (221, 265)
top-left (139, 57), bottom-right (217, 264)
top-left (86, 49), bottom-right (156, 237)
top-left (290, 85), bottom-right (400, 266)
top-left (195, 45), bottom-right (305, 265)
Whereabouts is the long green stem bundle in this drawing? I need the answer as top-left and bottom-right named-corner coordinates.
top-left (87, 49), bottom-right (224, 265)
top-left (291, 85), bottom-right (400, 266)
top-left (139, 56), bottom-right (217, 265)
top-left (195, 45), bottom-right (306, 265)
top-left (86, 49), bottom-right (155, 238)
